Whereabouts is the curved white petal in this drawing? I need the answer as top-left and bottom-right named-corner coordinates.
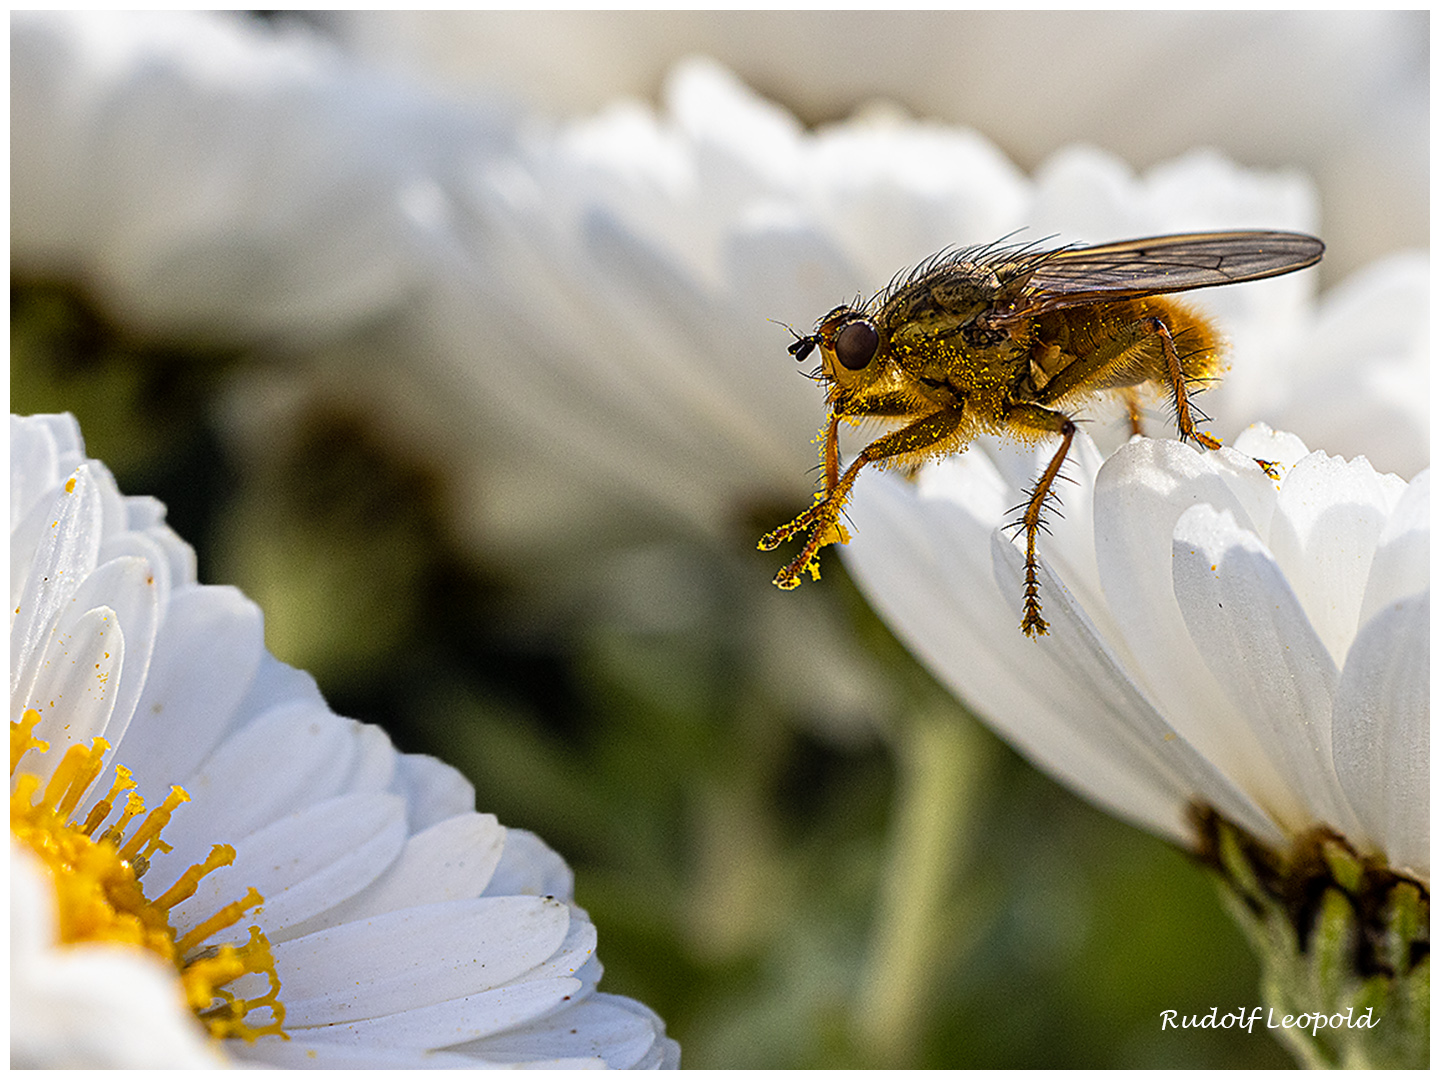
top-left (273, 895), bottom-right (571, 1019)
top-left (463, 991), bottom-right (678, 1068)
top-left (1172, 503), bottom-right (1356, 835)
top-left (297, 978), bottom-right (584, 1049)
top-left (394, 751), bottom-right (481, 833)
top-left (1266, 450), bottom-right (1404, 665)
top-left (483, 827), bottom-right (576, 901)
top-left (1359, 468), bottom-right (1429, 628)
top-left (994, 531), bottom-right (1282, 844)
top-left (164, 701), bottom-right (374, 863)
top-left (1092, 439), bottom-right (1296, 804)
top-left (1331, 592), bottom-right (1429, 878)
top-left (12, 465), bottom-right (105, 699)
top-left (179, 792), bottom-right (409, 939)
top-left (290, 812), bottom-right (507, 933)
top-left (846, 458), bottom-right (1279, 845)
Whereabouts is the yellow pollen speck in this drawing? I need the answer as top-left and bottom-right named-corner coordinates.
top-left (64, 477), bottom-right (76, 494)
top-left (10, 708), bottom-right (286, 1044)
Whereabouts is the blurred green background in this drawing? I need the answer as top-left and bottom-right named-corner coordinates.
top-left (12, 280), bottom-right (1293, 1068)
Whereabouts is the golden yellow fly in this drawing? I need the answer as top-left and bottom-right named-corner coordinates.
top-left (760, 230), bottom-right (1324, 637)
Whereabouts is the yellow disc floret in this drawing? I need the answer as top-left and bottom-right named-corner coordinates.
top-left (11, 708), bottom-right (286, 1044)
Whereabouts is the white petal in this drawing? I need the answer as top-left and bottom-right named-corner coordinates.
top-left (1232, 423), bottom-right (1311, 476)
top-left (289, 813), bottom-right (507, 933)
top-left (230, 1038), bottom-right (487, 1068)
top-left (11, 465), bottom-right (104, 700)
top-left (230, 648), bottom-right (329, 724)
top-left (274, 894), bottom-right (571, 1021)
top-left (667, 57), bottom-right (804, 184)
top-left (847, 458), bottom-right (1278, 845)
top-left (483, 828), bottom-right (575, 901)
top-left (176, 792), bottom-right (408, 939)
top-left (93, 584), bottom-right (264, 812)
top-left (60, 555), bottom-right (162, 749)
top-left (9, 414), bottom-right (70, 530)
top-left (394, 751), bottom-right (479, 833)
top-left (499, 914), bottom-right (598, 985)
top-left (166, 700), bottom-right (368, 861)
top-left (17, 606), bottom-right (125, 766)
top-left (1267, 450), bottom-right (1398, 665)
top-left (1359, 468), bottom-right (1429, 629)
top-left (297, 978), bottom-right (583, 1049)
top-left (1172, 503), bottom-right (1356, 834)
top-left (1331, 592), bottom-right (1429, 878)
top-left (992, 533), bottom-right (1282, 845)
top-left (342, 718), bottom-right (400, 795)
top-left (466, 991), bottom-right (669, 1068)
top-left (1093, 438), bottom-right (1299, 808)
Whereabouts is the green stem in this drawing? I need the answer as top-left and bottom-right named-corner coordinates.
top-left (852, 703), bottom-right (987, 1064)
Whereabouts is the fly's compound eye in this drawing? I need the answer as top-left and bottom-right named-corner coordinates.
top-left (834, 320), bottom-right (879, 370)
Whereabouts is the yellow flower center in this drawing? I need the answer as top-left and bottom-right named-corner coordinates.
top-left (10, 707), bottom-right (287, 1043)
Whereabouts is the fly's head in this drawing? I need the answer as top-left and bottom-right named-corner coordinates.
top-left (789, 305), bottom-right (885, 395)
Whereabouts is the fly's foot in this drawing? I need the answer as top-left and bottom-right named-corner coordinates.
top-left (761, 494), bottom-right (850, 590)
top-left (1020, 572), bottom-right (1050, 637)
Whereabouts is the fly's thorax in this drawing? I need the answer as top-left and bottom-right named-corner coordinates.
top-left (880, 267), bottom-right (998, 344)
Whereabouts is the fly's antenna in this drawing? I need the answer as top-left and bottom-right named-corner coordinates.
top-left (769, 318), bottom-right (821, 364)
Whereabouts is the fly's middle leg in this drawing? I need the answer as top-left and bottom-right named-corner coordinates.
top-left (1003, 404), bottom-right (1077, 638)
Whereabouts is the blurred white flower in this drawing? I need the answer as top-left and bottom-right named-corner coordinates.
top-left (10, 10), bottom-right (512, 345)
top-left (320, 10), bottom-right (1426, 284)
top-left (841, 424), bottom-right (1428, 879)
top-left (9, 413), bottom-right (680, 1068)
top-left (12, 11), bottom-right (1426, 559)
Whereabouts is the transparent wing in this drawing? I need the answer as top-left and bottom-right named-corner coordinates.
top-left (1002, 231), bottom-right (1323, 315)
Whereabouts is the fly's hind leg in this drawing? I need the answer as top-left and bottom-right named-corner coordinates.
top-left (1142, 316), bottom-right (1221, 452)
top-left (1144, 316), bottom-right (1282, 477)
top-left (1004, 404), bottom-right (1077, 638)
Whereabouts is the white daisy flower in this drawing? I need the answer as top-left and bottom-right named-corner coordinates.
top-left (838, 423), bottom-right (1427, 1062)
top-left (10, 412), bottom-right (680, 1069)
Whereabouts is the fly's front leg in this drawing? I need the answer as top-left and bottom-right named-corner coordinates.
top-left (823, 412), bottom-right (842, 492)
top-left (1003, 404), bottom-right (1077, 638)
top-left (761, 406), bottom-right (964, 589)
top-left (758, 411), bottom-right (845, 554)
